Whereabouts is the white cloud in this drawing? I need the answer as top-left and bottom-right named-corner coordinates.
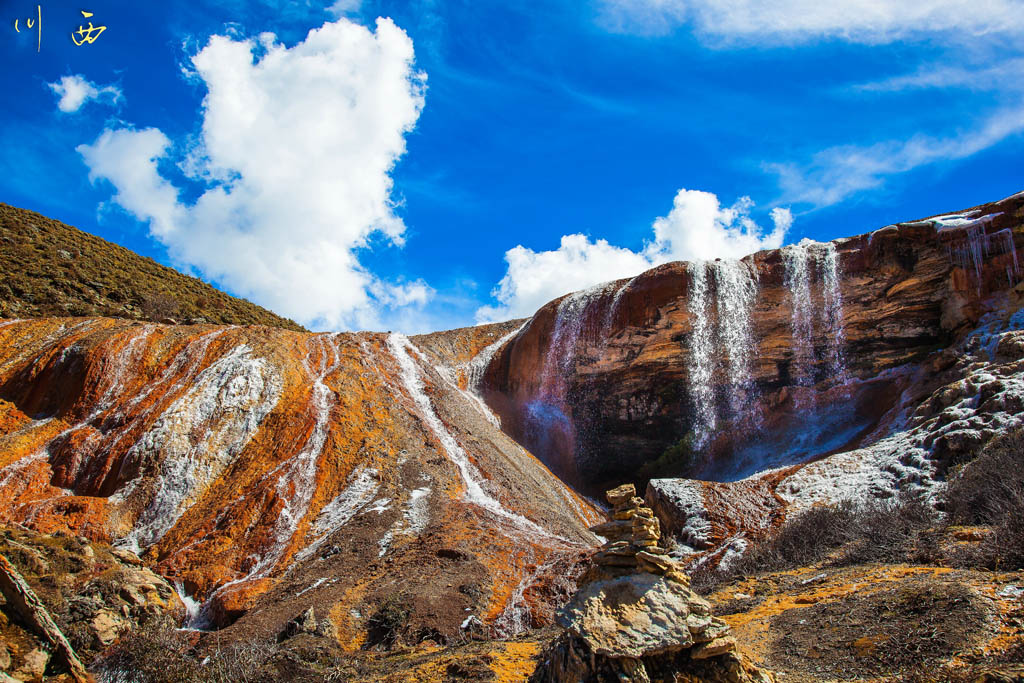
top-left (645, 190), bottom-right (790, 262)
top-left (48, 75), bottom-right (121, 113)
top-left (854, 58), bottom-right (1024, 94)
top-left (476, 235), bottom-right (653, 322)
top-left (597, 0), bottom-right (1024, 43)
top-left (327, 0), bottom-right (361, 17)
top-left (477, 189), bottom-right (789, 322)
top-left (79, 17), bottom-right (426, 331)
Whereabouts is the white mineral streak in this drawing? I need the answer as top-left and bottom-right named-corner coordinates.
top-left (296, 465), bottom-right (380, 562)
top-left (119, 344), bottom-right (283, 551)
top-left (254, 335), bottom-right (343, 574)
top-left (387, 333), bottom-right (559, 541)
top-left (0, 325), bottom-right (155, 500)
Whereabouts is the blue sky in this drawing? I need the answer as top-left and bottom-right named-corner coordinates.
top-left (2, 0), bottom-right (1022, 332)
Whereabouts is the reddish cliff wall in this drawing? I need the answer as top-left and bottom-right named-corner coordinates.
top-left (483, 193), bottom-right (1024, 495)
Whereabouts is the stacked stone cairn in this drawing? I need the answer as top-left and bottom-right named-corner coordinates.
top-left (588, 483), bottom-right (690, 583)
top-left (530, 484), bottom-right (774, 683)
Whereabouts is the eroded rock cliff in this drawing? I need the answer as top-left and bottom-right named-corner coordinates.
top-left (482, 192), bottom-right (1024, 495)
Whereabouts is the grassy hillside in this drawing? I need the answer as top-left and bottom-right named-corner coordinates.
top-left (0, 203), bottom-right (305, 331)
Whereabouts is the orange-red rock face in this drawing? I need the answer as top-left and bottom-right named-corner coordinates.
top-left (483, 193), bottom-right (1024, 495)
top-left (0, 318), bottom-right (601, 640)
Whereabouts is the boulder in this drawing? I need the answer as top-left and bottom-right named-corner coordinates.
top-left (13, 648), bottom-right (49, 681)
top-left (278, 607), bottom-right (318, 642)
top-left (557, 572), bottom-right (696, 658)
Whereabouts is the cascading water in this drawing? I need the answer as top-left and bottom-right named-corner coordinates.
top-left (686, 259), bottom-right (761, 448)
top-left (457, 325), bottom-right (526, 427)
top-left (465, 326), bottom-right (523, 396)
top-left (538, 285), bottom-right (607, 401)
top-left (943, 215), bottom-right (1020, 293)
top-left (783, 242), bottom-right (815, 396)
top-left (714, 260), bottom-right (760, 424)
top-left (527, 284), bottom-right (612, 481)
top-left (820, 243), bottom-right (849, 386)
top-left (599, 276), bottom-right (636, 343)
top-left (687, 263), bottom-right (716, 448)
top-left (783, 239), bottom-right (850, 396)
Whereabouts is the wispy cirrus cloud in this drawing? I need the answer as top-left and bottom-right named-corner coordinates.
top-left (767, 105), bottom-right (1024, 207)
top-left (773, 54), bottom-right (1024, 207)
top-left (597, 0), bottom-right (1024, 44)
top-left (597, 1), bottom-right (1024, 209)
top-left (853, 57), bottom-right (1024, 93)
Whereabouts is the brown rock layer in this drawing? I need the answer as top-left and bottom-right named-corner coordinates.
top-left (483, 193), bottom-right (1024, 494)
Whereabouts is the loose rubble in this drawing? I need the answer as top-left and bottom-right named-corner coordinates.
top-left (531, 484), bottom-right (774, 682)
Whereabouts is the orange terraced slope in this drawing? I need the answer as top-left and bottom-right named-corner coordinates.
top-left (0, 317), bottom-right (601, 641)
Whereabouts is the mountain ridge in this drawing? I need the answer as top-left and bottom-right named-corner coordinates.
top-left (0, 203), bottom-right (305, 332)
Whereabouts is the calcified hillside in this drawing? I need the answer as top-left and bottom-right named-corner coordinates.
top-left (0, 192), bottom-right (1022, 680)
top-left (0, 318), bottom-right (600, 647)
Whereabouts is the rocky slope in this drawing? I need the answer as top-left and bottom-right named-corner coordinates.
top-left (0, 203), bottom-right (304, 331)
top-left (0, 317), bottom-right (600, 650)
top-left (0, 527), bottom-right (183, 681)
top-left (482, 191), bottom-right (1024, 497)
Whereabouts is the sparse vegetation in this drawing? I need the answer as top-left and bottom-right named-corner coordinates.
top-left (0, 203), bottom-right (304, 331)
top-left (364, 596), bottom-right (411, 651)
top-left (139, 292), bottom-right (181, 321)
top-left (692, 492), bottom-right (938, 594)
top-left (943, 427), bottom-right (1024, 570)
top-left (92, 625), bottom-right (276, 682)
top-left (637, 432), bottom-right (698, 480)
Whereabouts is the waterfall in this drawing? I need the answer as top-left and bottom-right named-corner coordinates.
top-left (783, 242), bottom-right (815, 394)
top-left (943, 214), bottom-right (1015, 294)
top-left (538, 284), bottom-right (608, 400)
top-left (714, 260), bottom-right (760, 424)
top-left (600, 276), bottom-right (636, 342)
top-left (687, 263), bottom-right (716, 447)
top-left (465, 325), bottom-right (524, 396)
top-left (820, 243), bottom-right (849, 386)
top-left (783, 239), bottom-right (850, 395)
top-left (686, 259), bottom-right (760, 447)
